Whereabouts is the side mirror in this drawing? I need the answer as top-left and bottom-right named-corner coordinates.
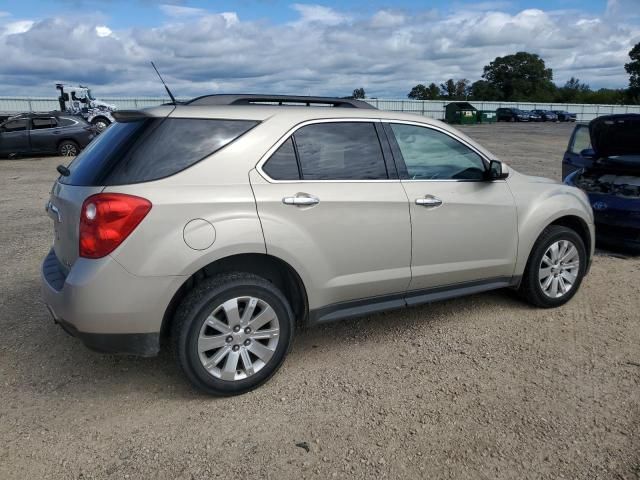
top-left (488, 160), bottom-right (509, 180)
top-left (580, 148), bottom-right (595, 158)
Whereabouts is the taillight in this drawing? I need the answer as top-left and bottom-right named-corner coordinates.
top-left (79, 193), bottom-right (152, 259)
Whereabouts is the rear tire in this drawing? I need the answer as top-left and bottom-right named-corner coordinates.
top-left (172, 273), bottom-right (295, 396)
top-left (518, 225), bottom-right (587, 308)
top-left (58, 140), bottom-right (79, 157)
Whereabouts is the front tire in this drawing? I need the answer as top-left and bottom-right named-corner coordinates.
top-left (518, 226), bottom-right (587, 308)
top-left (172, 273), bottom-right (295, 396)
top-left (91, 117), bottom-right (110, 133)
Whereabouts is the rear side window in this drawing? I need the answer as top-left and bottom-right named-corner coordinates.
top-left (61, 118), bottom-right (258, 186)
top-left (57, 117), bottom-right (79, 127)
top-left (294, 122), bottom-right (387, 180)
top-left (32, 118), bottom-right (57, 129)
top-left (263, 138), bottom-right (300, 180)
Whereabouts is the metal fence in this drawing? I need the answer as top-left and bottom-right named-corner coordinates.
top-left (2, 96), bottom-right (639, 122)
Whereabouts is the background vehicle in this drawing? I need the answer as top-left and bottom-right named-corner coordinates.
top-left (0, 112), bottom-right (94, 158)
top-left (41, 94), bottom-right (594, 396)
top-left (553, 110), bottom-right (577, 122)
top-left (56, 84), bottom-right (116, 133)
top-left (564, 114), bottom-right (640, 251)
top-left (531, 109), bottom-right (558, 122)
top-left (523, 110), bottom-right (542, 121)
top-left (496, 107), bottom-right (529, 122)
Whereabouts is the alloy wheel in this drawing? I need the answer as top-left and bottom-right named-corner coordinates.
top-left (197, 296), bottom-right (280, 381)
top-left (538, 240), bottom-right (580, 298)
top-left (60, 144), bottom-right (77, 156)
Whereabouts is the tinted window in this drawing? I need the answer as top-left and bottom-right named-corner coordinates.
top-left (294, 122), bottom-right (387, 180)
top-left (2, 119), bottom-right (27, 132)
top-left (571, 125), bottom-right (591, 154)
top-left (61, 118), bottom-right (257, 186)
top-left (390, 124), bottom-right (486, 180)
top-left (32, 118), bottom-right (57, 129)
top-left (263, 138), bottom-right (300, 180)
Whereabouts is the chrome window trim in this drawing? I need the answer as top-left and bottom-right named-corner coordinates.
top-left (30, 117), bottom-right (59, 131)
top-left (256, 117), bottom-right (504, 184)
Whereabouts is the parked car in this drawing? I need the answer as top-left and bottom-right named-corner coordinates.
top-left (496, 107), bottom-right (529, 122)
top-left (523, 110), bottom-right (542, 122)
top-left (564, 114), bottom-right (640, 251)
top-left (0, 112), bottom-right (95, 158)
top-left (553, 110), bottom-right (577, 122)
top-left (42, 94), bottom-right (594, 396)
top-left (530, 110), bottom-right (558, 122)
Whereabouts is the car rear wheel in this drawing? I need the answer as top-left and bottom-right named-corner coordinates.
top-left (58, 140), bottom-right (79, 157)
top-left (518, 225), bottom-right (587, 308)
top-left (172, 273), bottom-right (295, 396)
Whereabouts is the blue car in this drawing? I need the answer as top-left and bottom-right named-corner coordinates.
top-left (564, 114), bottom-right (640, 251)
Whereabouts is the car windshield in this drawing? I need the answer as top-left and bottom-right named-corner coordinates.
top-left (86, 89), bottom-right (95, 100)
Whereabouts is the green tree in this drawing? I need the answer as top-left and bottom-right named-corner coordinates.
top-left (351, 87), bottom-right (366, 99)
top-left (625, 42), bottom-right (640, 102)
top-left (439, 79), bottom-right (470, 100)
top-left (469, 80), bottom-right (501, 100)
top-left (482, 52), bottom-right (555, 101)
top-left (555, 77), bottom-right (591, 103)
top-left (407, 83), bottom-right (440, 100)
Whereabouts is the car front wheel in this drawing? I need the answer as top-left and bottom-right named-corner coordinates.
top-left (172, 273), bottom-right (295, 396)
top-left (518, 225), bottom-right (587, 308)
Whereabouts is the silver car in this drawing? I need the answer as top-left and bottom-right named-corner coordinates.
top-left (41, 95), bottom-right (595, 396)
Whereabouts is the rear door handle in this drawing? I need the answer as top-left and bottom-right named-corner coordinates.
top-left (415, 195), bottom-right (443, 208)
top-left (282, 194), bottom-right (320, 206)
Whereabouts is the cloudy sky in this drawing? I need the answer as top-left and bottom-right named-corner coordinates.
top-left (0, 0), bottom-right (639, 98)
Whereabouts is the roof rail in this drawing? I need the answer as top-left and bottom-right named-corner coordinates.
top-left (186, 94), bottom-right (376, 109)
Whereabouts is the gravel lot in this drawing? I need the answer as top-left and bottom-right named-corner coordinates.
top-left (1, 122), bottom-right (638, 480)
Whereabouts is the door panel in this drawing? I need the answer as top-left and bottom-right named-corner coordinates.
top-left (402, 180), bottom-right (517, 290)
top-left (29, 118), bottom-right (60, 154)
top-left (250, 171), bottom-right (411, 310)
top-left (0, 119), bottom-right (29, 155)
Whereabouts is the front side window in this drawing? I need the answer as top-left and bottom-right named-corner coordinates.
top-left (390, 123), bottom-right (486, 181)
top-left (293, 122), bottom-right (387, 180)
top-left (2, 119), bottom-right (27, 132)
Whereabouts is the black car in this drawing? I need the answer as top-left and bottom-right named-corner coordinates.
top-left (496, 108), bottom-right (529, 122)
top-left (0, 112), bottom-right (95, 158)
top-left (553, 110), bottom-right (577, 122)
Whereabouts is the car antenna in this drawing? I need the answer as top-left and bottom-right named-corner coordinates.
top-left (151, 61), bottom-right (177, 105)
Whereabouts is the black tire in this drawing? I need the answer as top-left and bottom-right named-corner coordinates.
top-left (58, 140), bottom-right (79, 157)
top-left (518, 225), bottom-right (587, 308)
top-left (172, 273), bottom-right (295, 396)
top-left (91, 117), bottom-right (110, 133)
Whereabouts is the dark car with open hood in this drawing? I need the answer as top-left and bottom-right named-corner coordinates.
top-left (564, 114), bottom-right (640, 251)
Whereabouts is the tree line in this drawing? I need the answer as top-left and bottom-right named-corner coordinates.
top-left (349, 43), bottom-right (640, 105)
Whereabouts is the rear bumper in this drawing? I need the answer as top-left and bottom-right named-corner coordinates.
top-left (41, 248), bottom-right (185, 356)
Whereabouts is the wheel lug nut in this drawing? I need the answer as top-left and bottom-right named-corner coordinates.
top-left (245, 327), bottom-right (251, 334)
top-left (233, 325), bottom-right (240, 333)
top-left (226, 336), bottom-right (233, 343)
top-left (232, 345), bottom-right (240, 352)
top-left (244, 339), bottom-right (251, 346)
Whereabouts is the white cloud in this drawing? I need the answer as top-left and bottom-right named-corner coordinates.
top-left (95, 25), bottom-right (112, 37)
top-left (0, 5), bottom-right (639, 97)
top-left (290, 4), bottom-right (349, 26)
top-left (159, 4), bottom-right (207, 18)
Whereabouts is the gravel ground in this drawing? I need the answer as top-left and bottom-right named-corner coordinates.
top-left (0, 122), bottom-right (638, 480)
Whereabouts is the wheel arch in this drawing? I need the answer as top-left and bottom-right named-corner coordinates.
top-left (160, 253), bottom-right (309, 339)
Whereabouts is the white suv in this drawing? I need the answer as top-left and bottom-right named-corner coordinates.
top-left (41, 95), bottom-right (594, 395)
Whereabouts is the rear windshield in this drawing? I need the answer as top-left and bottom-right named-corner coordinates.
top-left (60, 117), bottom-right (258, 186)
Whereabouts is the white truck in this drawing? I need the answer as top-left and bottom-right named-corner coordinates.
top-left (56, 84), bottom-right (116, 133)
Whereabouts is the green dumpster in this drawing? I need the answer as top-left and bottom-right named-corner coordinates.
top-left (478, 110), bottom-right (497, 123)
top-left (444, 102), bottom-right (478, 124)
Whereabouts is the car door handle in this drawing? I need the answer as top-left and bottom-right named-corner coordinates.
top-left (282, 194), bottom-right (320, 206)
top-left (415, 196), bottom-right (443, 208)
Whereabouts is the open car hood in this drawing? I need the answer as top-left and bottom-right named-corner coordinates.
top-left (589, 114), bottom-right (640, 160)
